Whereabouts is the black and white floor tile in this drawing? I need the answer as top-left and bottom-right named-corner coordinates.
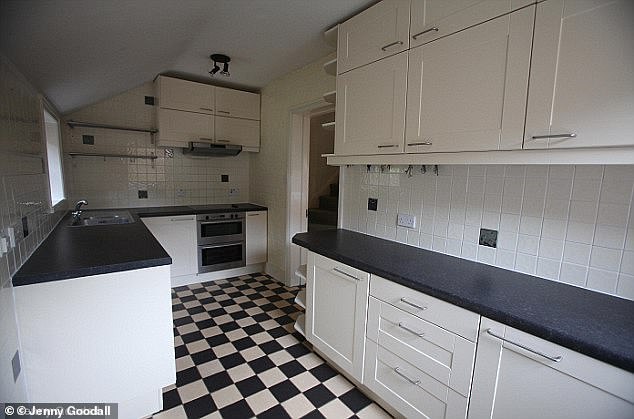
top-left (152, 273), bottom-right (391, 419)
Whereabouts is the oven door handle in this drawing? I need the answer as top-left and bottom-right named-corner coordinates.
top-left (198, 219), bottom-right (244, 225)
top-left (199, 243), bottom-right (242, 250)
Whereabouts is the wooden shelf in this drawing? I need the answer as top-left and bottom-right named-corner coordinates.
top-left (68, 152), bottom-right (157, 160)
top-left (295, 289), bottom-right (306, 310)
top-left (324, 25), bottom-right (338, 48)
top-left (323, 58), bottom-right (337, 76)
top-left (321, 121), bottom-right (335, 131)
top-left (67, 120), bottom-right (157, 134)
top-left (295, 264), bottom-right (307, 282)
top-left (323, 90), bottom-right (336, 104)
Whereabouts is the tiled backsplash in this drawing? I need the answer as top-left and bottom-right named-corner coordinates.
top-left (1, 54), bottom-right (66, 401)
top-left (63, 82), bottom-right (250, 209)
top-left (341, 164), bottom-right (634, 301)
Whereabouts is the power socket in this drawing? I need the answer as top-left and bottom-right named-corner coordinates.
top-left (397, 213), bottom-right (417, 229)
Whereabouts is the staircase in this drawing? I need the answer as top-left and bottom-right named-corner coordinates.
top-left (308, 183), bottom-right (338, 231)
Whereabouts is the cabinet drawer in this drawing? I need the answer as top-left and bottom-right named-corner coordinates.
top-left (364, 339), bottom-right (469, 419)
top-left (367, 297), bottom-right (475, 397)
top-left (312, 253), bottom-right (370, 283)
top-left (370, 275), bottom-right (479, 341)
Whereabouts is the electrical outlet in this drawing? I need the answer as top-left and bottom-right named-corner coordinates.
top-left (368, 198), bottom-right (378, 211)
top-left (479, 228), bottom-right (498, 248)
top-left (228, 188), bottom-right (239, 196)
top-left (397, 213), bottom-right (417, 229)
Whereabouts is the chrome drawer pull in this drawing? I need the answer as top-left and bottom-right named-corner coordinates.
top-left (400, 297), bottom-right (427, 311)
top-left (486, 329), bottom-right (563, 362)
top-left (412, 27), bottom-right (438, 40)
top-left (377, 144), bottom-right (399, 148)
top-left (199, 107), bottom-right (213, 111)
top-left (398, 322), bottom-right (425, 337)
top-left (217, 110), bottom-right (231, 114)
top-left (530, 133), bottom-right (576, 140)
top-left (332, 267), bottom-right (359, 281)
top-left (381, 40), bottom-right (404, 51)
top-left (394, 367), bottom-right (420, 385)
top-left (407, 142), bottom-right (432, 146)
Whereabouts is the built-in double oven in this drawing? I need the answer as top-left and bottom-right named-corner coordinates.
top-left (196, 212), bottom-right (245, 273)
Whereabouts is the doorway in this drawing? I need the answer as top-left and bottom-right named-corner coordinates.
top-left (286, 101), bottom-right (337, 286)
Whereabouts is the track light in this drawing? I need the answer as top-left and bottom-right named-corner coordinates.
top-left (209, 54), bottom-right (230, 77)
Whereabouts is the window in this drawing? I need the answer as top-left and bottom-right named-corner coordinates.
top-left (43, 108), bottom-right (65, 207)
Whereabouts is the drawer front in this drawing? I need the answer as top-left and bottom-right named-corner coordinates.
top-left (364, 339), bottom-right (469, 419)
top-left (312, 253), bottom-right (370, 283)
top-left (367, 297), bottom-right (476, 397)
top-left (370, 275), bottom-right (479, 341)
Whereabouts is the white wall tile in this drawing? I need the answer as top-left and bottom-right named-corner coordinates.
top-left (341, 164), bottom-right (634, 300)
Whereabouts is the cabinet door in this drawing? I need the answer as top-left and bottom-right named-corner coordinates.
top-left (215, 87), bottom-right (260, 120)
top-left (469, 317), bottom-right (634, 419)
top-left (306, 252), bottom-right (370, 381)
top-left (524, 0), bottom-right (634, 149)
top-left (158, 76), bottom-right (214, 114)
top-left (157, 108), bottom-right (214, 147)
top-left (142, 216), bottom-right (197, 278)
top-left (214, 116), bottom-right (260, 150)
top-left (245, 211), bottom-right (267, 265)
top-left (405, 6), bottom-right (534, 153)
top-left (337, 0), bottom-right (410, 74)
top-left (335, 52), bottom-right (408, 155)
top-left (409, 0), bottom-right (534, 48)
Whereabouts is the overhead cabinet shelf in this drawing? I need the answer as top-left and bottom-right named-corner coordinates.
top-left (324, 25), bottom-right (338, 48)
top-left (321, 121), bottom-right (335, 131)
top-left (323, 91), bottom-right (336, 104)
top-left (323, 58), bottom-right (337, 76)
top-left (67, 121), bottom-right (157, 134)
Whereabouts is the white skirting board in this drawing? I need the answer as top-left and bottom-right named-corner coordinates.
top-left (171, 263), bottom-right (266, 287)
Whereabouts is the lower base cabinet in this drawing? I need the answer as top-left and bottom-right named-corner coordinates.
top-left (468, 317), bottom-right (634, 419)
top-left (142, 215), bottom-right (197, 278)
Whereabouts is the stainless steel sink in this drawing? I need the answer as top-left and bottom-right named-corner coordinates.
top-left (69, 210), bottom-right (135, 226)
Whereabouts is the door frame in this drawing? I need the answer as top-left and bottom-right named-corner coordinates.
top-left (286, 100), bottom-right (334, 286)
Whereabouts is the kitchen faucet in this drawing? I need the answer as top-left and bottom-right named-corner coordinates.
top-left (72, 200), bottom-right (88, 220)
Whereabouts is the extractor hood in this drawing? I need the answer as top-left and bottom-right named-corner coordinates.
top-left (182, 142), bottom-right (242, 157)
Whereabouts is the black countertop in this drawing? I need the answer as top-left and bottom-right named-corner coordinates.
top-left (292, 229), bottom-right (634, 373)
top-left (12, 203), bottom-right (267, 286)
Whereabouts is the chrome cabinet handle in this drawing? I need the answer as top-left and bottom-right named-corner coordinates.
top-left (530, 133), bottom-right (576, 140)
top-left (400, 297), bottom-right (427, 311)
top-left (486, 329), bottom-right (563, 362)
top-left (377, 144), bottom-right (399, 148)
top-left (217, 110), bottom-right (231, 114)
top-left (332, 267), bottom-right (359, 281)
top-left (381, 40), bottom-right (404, 51)
top-left (398, 322), bottom-right (425, 337)
top-left (394, 367), bottom-right (420, 385)
top-left (412, 27), bottom-right (439, 40)
top-left (199, 107), bottom-right (213, 111)
top-left (216, 139), bottom-right (232, 143)
top-left (199, 137), bottom-right (214, 142)
top-left (170, 217), bottom-right (194, 221)
top-left (407, 142), bottom-right (432, 146)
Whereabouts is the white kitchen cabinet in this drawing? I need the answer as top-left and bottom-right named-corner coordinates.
top-left (306, 252), bottom-right (370, 381)
top-left (142, 215), bottom-right (197, 278)
top-left (337, 0), bottom-right (411, 74)
top-left (157, 75), bottom-right (214, 114)
top-left (524, 0), bottom-right (634, 149)
top-left (215, 116), bottom-right (260, 151)
top-left (245, 211), bottom-right (267, 265)
top-left (157, 108), bottom-right (214, 147)
top-left (405, 6), bottom-right (534, 153)
top-left (409, 0), bottom-right (534, 48)
top-left (469, 317), bottom-right (634, 419)
top-left (215, 86), bottom-right (260, 120)
top-left (335, 52), bottom-right (408, 155)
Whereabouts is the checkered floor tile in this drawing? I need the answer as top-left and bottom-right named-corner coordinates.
top-left (152, 273), bottom-right (391, 419)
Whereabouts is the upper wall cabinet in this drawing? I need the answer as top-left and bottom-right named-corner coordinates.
top-left (215, 116), bottom-right (260, 151)
top-left (409, 0), bottom-right (535, 48)
top-left (157, 76), bottom-right (215, 114)
top-left (335, 52), bottom-right (408, 155)
top-left (524, 0), bottom-right (634, 150)
top-left (215, 87), bottom-right (260, 121)
top-left (405, 6), bottom-right (535, 153)
top-left (157, 108), bottom-right (214, 148)
top-left (337, 0), bottom-right (411, 74)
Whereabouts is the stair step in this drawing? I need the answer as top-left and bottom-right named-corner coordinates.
top-left (319, 195), bottom-right (338, 211)
top-left (329, 183), bottom-right (339, 196)
top-left (308, 208), bottom-right (338, 226)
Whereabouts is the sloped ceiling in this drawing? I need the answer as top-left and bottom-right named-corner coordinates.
top-left (0, 0), bottom-right (374, 114)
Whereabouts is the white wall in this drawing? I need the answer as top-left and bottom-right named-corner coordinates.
top-left (0, 54), bottom-right (66, 402)
top-left (251, 53), bottom-right (336, 283)
top-left (63, 82), bottom-right (250, 208)
top-left (341, 164), bottom-right (634, 301)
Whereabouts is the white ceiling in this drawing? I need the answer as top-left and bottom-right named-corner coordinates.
top-left (0, 0), bottom-right (375, 114)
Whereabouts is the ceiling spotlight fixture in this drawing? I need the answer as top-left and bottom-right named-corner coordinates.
top-left (209, 54), bottom-right (230, 77)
